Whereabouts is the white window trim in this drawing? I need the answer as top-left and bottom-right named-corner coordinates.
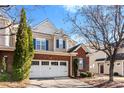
top-left (35, 38), bottom-right (47, 50)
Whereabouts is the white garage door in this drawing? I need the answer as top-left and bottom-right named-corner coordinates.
top-left (30, 60), bottom-right (68, 78)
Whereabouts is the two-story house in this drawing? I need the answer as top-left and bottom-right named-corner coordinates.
top-left (89, 42), bottom-right (124, 76)
top-left (0, 16), bottom-right (89, 78)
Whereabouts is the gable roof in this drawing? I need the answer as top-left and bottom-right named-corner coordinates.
top-left (95, 58), bottom-right (106, 61)
top-left (68, 44), bottom-right (81, 52)
top-left (68, 44), bottom-right (89, 54)
top-left (32, 19), bottom-right (60, 34)
top-left (33, 19), bottom-right (56, 29)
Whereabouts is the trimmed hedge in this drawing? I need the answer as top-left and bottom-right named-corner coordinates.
top-left (80, 72), bottom-right (88, 78)
top-left (80, 71), bottom-right (93, 78)
top-left (86, 71), bottom-right (92, 77)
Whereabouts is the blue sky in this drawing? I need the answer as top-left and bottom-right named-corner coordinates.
top-left (10, 5), bottom-right (76, 33)
top-left (8, 5), bottom-right (82, 42)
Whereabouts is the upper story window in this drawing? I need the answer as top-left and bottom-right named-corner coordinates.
top-left (56, 39), bottom-right (66, 49)
top-left (33, 38), bottom-right (49, 51)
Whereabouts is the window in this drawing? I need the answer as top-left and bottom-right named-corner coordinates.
top-left (41, 61), bottom-right (49, 65)
top-left (60, 62), bottom-right (66, 66)
top-left (56, 39), bottom-right (66, 49)
top-left (78, 58), bottom-right (83, 69)
top-left (59, 39), bottom-right (63, 48)
top-left (32, 61), bottom-right (39, 65)
top-left (41, 39), bottom-right (46, 50)
top-left (51, 62), bottom-right (58, 66)
top-left (35, 38), bottom-right (49, 50)
top-left (36, 40), bottom-right (40, 50)
top-left (78, 58), bottom-right (86, 69)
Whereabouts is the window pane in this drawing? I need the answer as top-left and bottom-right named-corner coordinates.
top-left (37, 45), bottom-right (40, 50)
top-left (36, 40), bottom-right (41, 50)
top-left (60, 62), bottom-right (66, 66)
top-left (79, 58), bottom-right (83, 69)
top-left (59, 39), bottom-right (63, 48)
top-left (41, 61), bottom-right (49, 65)
top-left (51, 62), bottom-right (58, 66)
top-left (32, 61), bottom-right (39, 65)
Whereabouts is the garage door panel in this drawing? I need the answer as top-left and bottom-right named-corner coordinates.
top-left (30, 61), bottom-right (40, 78)
top-left (59, 62), bottom-right (68, 76)
top-left (40, 61), bottom-right (50, 77)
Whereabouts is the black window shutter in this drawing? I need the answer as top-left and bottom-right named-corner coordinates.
top-left (56, 39), bottom-right (59, 48)
top-left (63, 40), bottom-right (65, 49)
top-left (46, 40), bottom-right (49, 50)
top-left (33, 39), bottom-right (36, 49)
top-left (83, 59), bottom-right (86, 68)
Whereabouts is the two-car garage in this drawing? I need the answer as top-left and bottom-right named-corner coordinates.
top-left (30, 60), bottom-right (68, 78)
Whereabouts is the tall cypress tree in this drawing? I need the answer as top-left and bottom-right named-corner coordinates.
top-left (27, 27), bottom-right (34, 58)
top-left (13, 8), bottom-right (29, 81)
top-left (23, 27), bottom-right (34, 79)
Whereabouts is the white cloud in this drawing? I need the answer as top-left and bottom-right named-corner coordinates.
top-left (63, 5), bottom-right (83, 13)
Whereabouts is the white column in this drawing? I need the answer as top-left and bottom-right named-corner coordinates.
top-left (5, 28), bottom-right (9, 46)
top-left (53, 35), bottom-right (56, 51)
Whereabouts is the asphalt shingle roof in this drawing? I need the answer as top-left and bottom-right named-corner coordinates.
top-left (96, 53), bottom-right (124, 62)
top-left (68, 44), bottom-right (81, 53)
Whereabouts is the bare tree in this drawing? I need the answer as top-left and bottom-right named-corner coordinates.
top-left (0, 6), bottom-right (16, 29)
top-left (0, 5), bottom-right (45, 36)
top-left (68, 5), bottom-right (124, 82)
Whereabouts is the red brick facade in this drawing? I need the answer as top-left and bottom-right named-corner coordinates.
top-left (0, 51), bottom-right (71, 76)
top-left (75, 47), bottom-right (89, 71)
top-left (0, 46), bottom-right (89, 76)
top-left (0, 50), bottom-right (14, 73)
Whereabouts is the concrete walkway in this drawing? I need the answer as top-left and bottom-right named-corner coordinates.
top-left (27, 77), bottom-right (92, 88)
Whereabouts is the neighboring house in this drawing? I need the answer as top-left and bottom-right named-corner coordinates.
top-left (89, 42), bottom-right (124, 76)
top-left (0, 16), bottom-right (89, 78)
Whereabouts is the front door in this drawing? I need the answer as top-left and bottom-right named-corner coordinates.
top-left (99, 64), bottom-right (104, 74)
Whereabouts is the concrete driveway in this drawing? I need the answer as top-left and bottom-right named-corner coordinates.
top-left (27, 77), bottom-right (92, 88)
